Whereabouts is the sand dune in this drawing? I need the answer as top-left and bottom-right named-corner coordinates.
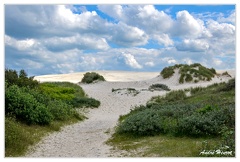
top-left (26, 70), bottom-right (235, 157)
top-left (34, 71), bottom-right (160, 83)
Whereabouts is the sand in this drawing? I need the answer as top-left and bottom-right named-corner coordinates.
top-left (25, 70), bottom-right (235, 157)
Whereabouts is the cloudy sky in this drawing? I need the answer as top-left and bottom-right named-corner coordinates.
top-left (4, 5), bottom-right (236, 76)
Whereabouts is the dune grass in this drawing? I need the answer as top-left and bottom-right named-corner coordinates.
top-left (160, 63), bottom-right (217, 83)
top-left (5, 116), bottom-right (83, 157)
top-left (107, 133), bottom-right (221, 157)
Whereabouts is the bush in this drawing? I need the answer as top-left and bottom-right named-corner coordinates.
top-left (48, 100), bottom-right (74, 121)
top-left (149, 84), bottom-right (170, 91)
top-left (117, 109), bottom-right (164, 136)
top-left (71, 97), bottom-right (100, 108)
top-left (5, 68), bottom-right (39, 88)
top-left (190, 87), bottom-right (204, 95)
top-left (160, 67), bottom-right (175, 79)
top-left (218, 78), bottom-right (235, 92)
top-left (165, 90), bottom-right (187, 102)
top-left (185, 73), bottom-right (193, 82)
top-left (81, 72), bottom-right (105, 83)
top-left (39, 83), bottom-right (75, 101)
top-left (5, 85), bottom-right (53, 125)
top-left (177, 105), bottom-right (233, 137)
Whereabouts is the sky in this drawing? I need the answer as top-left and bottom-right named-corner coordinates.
top-left (4, 4), bottom-right (236, 76)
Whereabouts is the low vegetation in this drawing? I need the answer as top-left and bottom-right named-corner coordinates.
top-left (108, 78), bottom-right (235, 157)
top-left (81, 72), bottom-right (105, 84)
top-left (148, 84), bottom-right (170, 91)
top-left (160, 63), bottom-right (218, 84)
top-left (5, 69), bottom-right (100, 157)
top-left (112, 88), bottom-right (140, 96)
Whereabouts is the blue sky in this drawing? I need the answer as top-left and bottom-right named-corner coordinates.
top-left (5, 5), bottom-right (236, 76)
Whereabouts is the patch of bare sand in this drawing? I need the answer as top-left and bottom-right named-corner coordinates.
top-left (26, 70), bottom-right (235, 157)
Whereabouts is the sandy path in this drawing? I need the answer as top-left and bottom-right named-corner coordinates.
top-left (25, 80), bottom-right (163, 157)
top-left (26, 70), bottom-right (234, 157)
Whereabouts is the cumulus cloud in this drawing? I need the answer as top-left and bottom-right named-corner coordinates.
top-left (206, 20), bottom-right (235, 38)
top-left (43, 35), bottom-right (109, 51)
top-left (217, 11), bottom-right (235, 24)
top-left (153, 34), bottom-right (174, 47)
top-left (4, 5), bottom-right (236, 75)
top-left (123, 53), bottom-right (143, 69)
top-left (176, 39), bottom-right (209, 52)
top-left (110, 22), bottom-right (149, 47)
top-left (172, 10), bottom-right (204, 38)
top-left (5, 35), bottom-right (37, 51)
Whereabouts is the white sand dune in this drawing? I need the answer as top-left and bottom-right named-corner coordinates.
top-left (34, 71), bottom-right (160, 83)
top-left (26, 70), bottom-right (235, 157)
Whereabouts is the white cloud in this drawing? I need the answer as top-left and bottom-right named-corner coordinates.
top-left (153, 34), bottom-right (174, 47)
top-left (145, 61), bottom-right (155, 67)
top-left (176, 39), bottom-right (209, 52)
top-left (110, 22), bottom-right (148, 47)
top-left (5, 5), bottom-right (236, 75)
top-left (98, 5), bottom-right (123, 20)
top-left (217, 11), bottom-right (235, 25)
top-left (172, 10), bottom-right (204, 38)
top-left (162, 57), bottom-right (177, 64)
top-left (43, 35), bottom-right (109, 51)
top-left (206, 20), bottom-right (235, 38)
top-left (182, 58), bottom-right (193, 65)
top-left (123, 53), bottom-right (142, 69)
top-left (5, 35), bottom-right (37, 51)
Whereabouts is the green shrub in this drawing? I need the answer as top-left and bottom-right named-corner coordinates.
top-left (5, 85), bottom-right (53, 125)
top-left (117, 109), bottom-right (164, 136)
top-left (48, 100), bottom-right (74, 121)
top-left (218, 78), bottom-right (235, 92)
top-left (81, 72), bottom-right (105, 83)
top-left (177, 106), bottom-right (233, 137)
top-left (165, 90), bottom-right (187, 102)
top-left (185, 73), bottom-right (193, 82)
top-left (39, 83), bottom-right (75, 101)
top-left (179, 74), bottom-right (185, 84)
top-left (71, 97), bottom-right (100, 108)
top-left (149, 84), bottom-right (170, 91)
top-left (160, 67), bottom-right (175, 79)
top-left (5, 68), bottom-right (39, 88)
top-left (190, 86), bottom-right (204, 95)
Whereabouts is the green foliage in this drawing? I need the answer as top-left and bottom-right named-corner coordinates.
top-left (116, 81), bottom-right (235, 143)
top-left (4, 68), bottom-right (101, 156)
top-left (39, 82), bottom-right (100, 108)
top-left (185, 73), bottom-right (193, 82)
top-left (218, 78), bottom-right (235, 92)
top-left (5, 68), bottom-right (39, 88)
top-left (164, 90), bottom-right (187, 102)
top-left (47, 100), bottom-right (74, 121)
top-left (149, 83), bottom-right (170, 91)
top-left (40, 83), bottom-right (76, 101)
top-left (5, 85), bottom-right (53, 125)
top-left (117, 109), bottom-right (163, 136)
top-left (190, 86), bottom-right (204, 95)
top-left (81, 72), bottom-right (105, 83)
top-left (71, 97), bottom-right (100, 108)
top-left (160, 67), bottom-right (175, 78)
top-left (5, 117), bottom-right (30, 156)
top-left (160, 63), bottom-right (216, 84)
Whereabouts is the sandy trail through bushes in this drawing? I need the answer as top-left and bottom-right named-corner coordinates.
top-left (26, 70), bottom-right (234, 157)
